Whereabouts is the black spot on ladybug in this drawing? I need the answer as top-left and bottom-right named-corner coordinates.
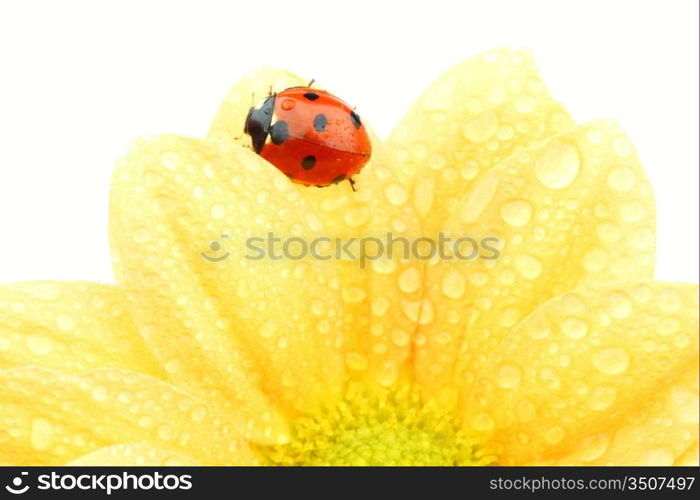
top-left (301, 155), bottom-right (316, 170)
top-left (303, 92), bottom-right (320, 101)
top-left (349, 110), bottom-right (362, 129)
top-left (313, 113), bottom-right (327, 132)
top-left (332, 173), bottom-right (346, 184)
top-left (270, 120), bottom-right (289, 145)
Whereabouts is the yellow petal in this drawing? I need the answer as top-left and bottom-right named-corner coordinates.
top-left (387, 48), bottom-right (574, 235)
top-left (0, 281), bottom-right (162, 376)
top-left (110, 133), bottom-right (344, 433)
top-left (68, 443), bottom-right (203, 466)
top-left (461, 281), bottom-right (698, 465)
top-left (0, 367), bottom-right (257, 465)
top-left (207, 68), bottom-right (423, 388)
top-left (415, 120), bottom-right (656, 398)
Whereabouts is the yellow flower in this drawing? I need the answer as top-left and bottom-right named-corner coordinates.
top-left (0, 48), bottom-right (697, 466)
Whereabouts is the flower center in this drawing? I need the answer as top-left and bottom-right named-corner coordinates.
top-left (263, 383), bottom-right (493, 466)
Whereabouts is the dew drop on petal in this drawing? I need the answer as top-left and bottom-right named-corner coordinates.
top-left (26, 333), bottom-right (52, 355)
top-left (496, 362), bottom-right (522, 389)
top-left (384, 184), bottom-right (409, 206)
top-left (544, 426), bottom-right (565, 445)
top-left (559, 317), bottom-right (589, 339)
top-left (500, 199), bottom-right (533, 227)
top-left (462, 111), bottom-right (499, 143)
top-left (592, 347), bottom-right (630, 375)
top-left (56, 313), bottom-right (75, 332)
top-left (441, 269), bottom-right (466, 299)
top-left (30, 418), bottom-right (54, 451)
top-left (534, 142), bottom-right (580, 189)
top-left (514, 254), bottom-right (542, 279)
top-left (607, 166), bottom-right (636, 191)
top-left (397, 267), bottom-right (421, 293)
top-left (587, 385), bottom-right (617, 411)
top-left (211, 204), bottom-right (226, 219)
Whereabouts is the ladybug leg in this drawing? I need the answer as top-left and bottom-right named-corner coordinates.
top-left (308, 78), bottom-right (316, 87)
top-left (348, 178), bottom-right (357, 192)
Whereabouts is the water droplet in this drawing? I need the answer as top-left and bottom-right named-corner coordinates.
top-left (516, 399), bottom-right (536, 422)
top-left (397, 267), bottom-right (421, 293)
top-left (514, 96), bottom-right (537, 113)
top-left (56, 313), bottom-right (75, 332)
top-left (191, 405), bottom-right (207, 423)
top-left (460, 173), bottom-right (499, 223)
top-left (644, 447), bottom-right (675, 466)
top-left (619, 201), bottom-right (645, 222)
top-left (534, 141), bottom-right (581, 189)
top-left (343, 286), bottom-right (367, 304)
top-left (157, 424), bottom-right (175, 441)
top-left (468, 271), bottom-right (489, 287)
top-left (608, 292), bottom-right (632, 319)
top-left (514, 254), bottom-right (542, 279)
top-left (544, 426), bottom-right (565, 444)
top-left (372, 258), bottom-right (397, 275)
top-left (384, 184), bottom-right (409, 205)
top-left (26, 333), bottom-right (52, 355)
top-left (499, 307), bottom-right (521, 327)
top-left (162, 152), bottom-right (181, 170)
top-left (539, 367), bottom-right (561, 389)
top-left (560, 317), bottom-right (588, 339)
top-left (462, 110), bottom-right (499, 143)
top-left (592, 346), bottom-right (630, 375)
top-left (587, 385), bottom-right (617, 410)
top-left (657, 289), bottom-right (682, 312)
top-left (578, 433), bottom-right (611, 462)
top-left (371, 296), bottom-right (390, 316)
top-left (470, 412), bottom-right (495, 432)
top-left (607, 166), bottom-right (636, 191)
top-left (528, 316), bottom-right (551, 339)
top-left (30, 418), bottom-right (54, 451)
top-left (391, 329), bottom-right (410, 347)
top-left (500, 199), bottom-right (533, 227)
top-left (260, 321), bottom-right (278, 338)
top-left (418, 299), bottom-right (435, 325)
top-left (346, 351), bottom-right (368, 371)
top-left (344, 208), bottom-right (369, 227)
top-left (211, 204), bottom-right (226, 219)
top-left (596, 222), bottom-right (621, 243)
top-left (441, 269), bottom-right (466, 299)
top-left (496, 362), bottom-right (522, 389)
top-left (377, 360), bottom-right (399, 387)
top-left (612, 136), bottom-right (634, 157)
top-left (657, 317), bottom-right (680, 336)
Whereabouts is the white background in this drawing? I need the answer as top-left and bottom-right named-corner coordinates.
top-left (0, 0), bottom-right (697, 283)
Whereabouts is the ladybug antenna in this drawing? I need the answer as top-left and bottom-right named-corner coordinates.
top-left (308, 78), bottom-right (316, 87)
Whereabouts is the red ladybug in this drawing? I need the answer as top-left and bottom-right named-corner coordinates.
top-left (244, 86), bottom-right (371, 188)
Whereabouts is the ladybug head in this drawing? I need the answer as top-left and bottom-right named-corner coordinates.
top-left (244, 95), bottom-right (276, 154)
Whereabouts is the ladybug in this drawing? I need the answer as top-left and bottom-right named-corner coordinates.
top-left (244, 86), bottom-right (371, 188)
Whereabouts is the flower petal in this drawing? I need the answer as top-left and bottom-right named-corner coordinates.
top-left (0, 281), bottom-right (162, 376)
top-left (68, 443), bottom-right (203, 466)
top-left (462, 281), bottom-right (698, 465)
top-left (387, 48), bottom-right (574, 235)
top-left (415, 121), bottom-right (656, 399)
top-left (0, 367), bottom-right (257, 465)
top-left (207, 68), bottom-right (424, 388)
top-left (110, 134), bottom-right (345, 434)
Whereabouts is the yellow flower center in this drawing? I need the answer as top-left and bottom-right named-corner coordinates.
top-left (263, 383), bottom-right (493, 466)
